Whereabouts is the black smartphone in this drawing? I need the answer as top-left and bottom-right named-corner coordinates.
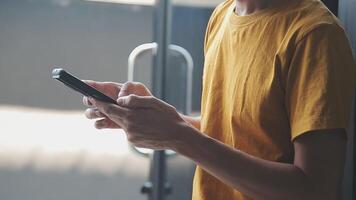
top-left (52, 68), bottom-right (117, 104)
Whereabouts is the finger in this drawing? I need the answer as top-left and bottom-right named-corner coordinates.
top-left (85, 108), bottom-right (105, 119)
top-left (116, 94), bottom-right (157, 109)
top-left (117, 95), bottom-right (165, 109)
top-left (90, 98), bottom-right (128, 119)
top-left (83, 96), bottom-right (93, 107)
top-left (94, 118), bottom-right (121, 129)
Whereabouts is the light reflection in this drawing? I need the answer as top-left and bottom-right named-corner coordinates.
top-left (0, 106), bottom-right (146, 176)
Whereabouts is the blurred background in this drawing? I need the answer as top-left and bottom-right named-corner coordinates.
top-left (0, 0), bottom-right (219, 199)
top-left (0, 0), bottom-right (354, 200)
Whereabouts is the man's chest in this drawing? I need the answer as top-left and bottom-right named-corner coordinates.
top-left (201, 26), bottom-right (288, 135)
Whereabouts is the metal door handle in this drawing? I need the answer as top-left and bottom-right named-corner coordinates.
top-left (128, 42), bottom-right (193, 115)
top-left (128, 43), bottom-right (158, 82)
top-left (127, 42), bottom-right (194, 157)
top-left (168, 44), bottom-right (193, 115)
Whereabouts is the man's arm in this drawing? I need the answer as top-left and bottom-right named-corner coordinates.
top-left (85, 84), bottom-right (347, 199)
top-left (175, 128), bottom-right (346, 200)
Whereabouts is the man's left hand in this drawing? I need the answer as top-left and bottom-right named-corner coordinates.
top-left (89, 95), bottom-right (192, 150)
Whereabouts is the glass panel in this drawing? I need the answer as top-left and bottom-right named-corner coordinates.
top-left (0, 0), bottom-right (155, 199)
top-left (164, 0), bottom-right (220, 113)
top-left (163, 1), bottom-right (220, 200)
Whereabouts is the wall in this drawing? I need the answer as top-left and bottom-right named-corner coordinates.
top-left (0, 0), bottom-right (154, 110)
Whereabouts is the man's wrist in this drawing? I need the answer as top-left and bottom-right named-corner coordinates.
top-left (171, 122), bottom-right (205, 157)
top-left (179, 114), bottom-right (201, 130)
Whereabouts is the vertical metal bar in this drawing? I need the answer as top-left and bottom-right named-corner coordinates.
top-left (153, 0), bottom-right (171, 99)
top-left (150, 0), bottom-right (172, 200)
top-left (150, 151), bottom-right (166, 200)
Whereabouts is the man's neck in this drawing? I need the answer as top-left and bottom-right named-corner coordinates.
top-left (235, 0), bottom-right (270, 16)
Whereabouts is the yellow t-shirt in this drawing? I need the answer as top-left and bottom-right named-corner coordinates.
top-left (193, 0), bottom-right (356, 199)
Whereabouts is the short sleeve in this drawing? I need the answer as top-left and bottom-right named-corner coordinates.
top-left (286, 24), bottom-right (356, 140)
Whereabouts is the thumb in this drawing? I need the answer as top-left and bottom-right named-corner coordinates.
top-left (117, 95), bottom-right (156, 109)
top-left (89, 97), bottom-right (126, 118)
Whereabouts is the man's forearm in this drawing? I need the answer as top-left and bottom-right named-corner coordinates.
top-left (173, 127), bottom-right (320, 200)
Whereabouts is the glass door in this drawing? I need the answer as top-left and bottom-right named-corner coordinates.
top-left (0, 0), bottom-right (221, 200)
top-left (128, 1), bottom-right (221, 200)
top-left (163, 2), bottom-right (221, 200)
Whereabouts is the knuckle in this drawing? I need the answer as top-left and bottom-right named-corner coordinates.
top-left (124, 81), bottom-right (134, 88)
top-left (125, 81), bottom-right (142, 90)
top-left (127, 94), bottom-right (138, 105)
top-left (120, 82), bottom-right (134, 94)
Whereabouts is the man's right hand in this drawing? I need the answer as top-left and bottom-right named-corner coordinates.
top-left (82, 80), bottom-right (152, 129)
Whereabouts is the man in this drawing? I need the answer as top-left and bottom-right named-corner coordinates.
top-left (83, 0), bottom-right (356, 199)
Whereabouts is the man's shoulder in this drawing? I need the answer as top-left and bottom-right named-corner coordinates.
top-left (207, 0), bottom-right (234, 31)
top-left (279, 0), bottom-right (344, 43)
top-left (211, 0), bottom-right (234, 18)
